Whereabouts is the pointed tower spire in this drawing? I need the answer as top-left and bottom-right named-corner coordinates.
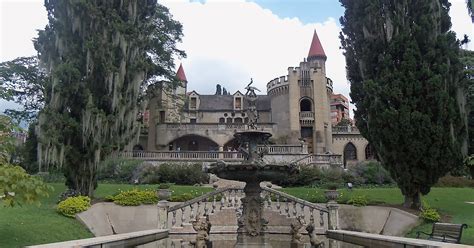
top-left (307, 30), bottom-right (326, 60)
top-left (176, 63), bottom-right (187, 82)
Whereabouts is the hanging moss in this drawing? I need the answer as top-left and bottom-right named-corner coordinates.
top-left (35, 0), bottom-right (184, 196)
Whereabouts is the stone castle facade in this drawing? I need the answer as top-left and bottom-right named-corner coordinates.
top-left (139, 31), bottom-right (375, 167)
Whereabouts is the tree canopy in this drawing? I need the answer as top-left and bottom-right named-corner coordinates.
top-left (35, 0), bottom-right (184, 196)
top-left (340, 0), bottom-right (467, 208)
top-left (0, 56), bottom-right (46, 123)
top-left (0, 115), bottom-right (50, 207)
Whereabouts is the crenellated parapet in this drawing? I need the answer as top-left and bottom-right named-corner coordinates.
top-left (267, 75), bottom-right (289, 96)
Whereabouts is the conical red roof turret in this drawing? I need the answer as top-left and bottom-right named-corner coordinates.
top-left (176, 63), bottom-right (187, 82)
top-left (308, 30), bottom-right (326, 60)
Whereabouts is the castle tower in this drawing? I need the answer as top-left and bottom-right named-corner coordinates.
top-left (147, 63), bottom-right (188, 151)
top-left (307, 30), bottom-right (327, 74)
top-left (269, 30), bottom-right (333, 153)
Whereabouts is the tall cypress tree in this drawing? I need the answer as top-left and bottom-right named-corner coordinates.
top-left (340, 0), bottom-right (467, 208)
top-left (35, 0), bottom-right (184, 196)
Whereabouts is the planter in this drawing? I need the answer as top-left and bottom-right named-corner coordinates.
top-left (157, 189), bottom-right (172, 201)
top-left (324, 190), bottom-right (339, 202)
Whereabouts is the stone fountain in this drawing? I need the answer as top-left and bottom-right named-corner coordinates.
top-left (206, 79), bottom-right (299, 247)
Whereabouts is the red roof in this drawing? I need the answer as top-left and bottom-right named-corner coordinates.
top-left (308, 30), bottom-right (326, 59)
top-left (176, 63), bottom-right (187, 82)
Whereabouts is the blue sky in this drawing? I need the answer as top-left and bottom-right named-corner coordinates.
top-left (251, 0), bottom-right (344, 24)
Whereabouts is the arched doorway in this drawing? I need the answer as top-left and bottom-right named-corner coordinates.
top-left (343, 142), bottom-right (357, 168)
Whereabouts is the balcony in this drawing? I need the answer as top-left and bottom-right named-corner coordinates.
top-left (299, 111), bottom-right (314, 127)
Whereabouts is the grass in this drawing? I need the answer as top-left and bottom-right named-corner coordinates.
top-left (0, 183), bottom-right (92, 248)
top-left (0, 183), bottom-right (212, 248)
top-left (281, 187), bottom-right (474, 245)
top-left (2, 184), bottom-right (473, 247)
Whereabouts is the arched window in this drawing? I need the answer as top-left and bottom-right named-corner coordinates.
top-left (344, 142), bottom-right (357, 160)
top-left (234, 117), bottom-right (243, 123)
top-left (365, 144), bottom-right (375, 160)
top-left (300, 98), bottom-right (312, 111)
top-left (226, 117), bottom-right (233, 124)
top-left (219, 117), bottom-right (225, 124)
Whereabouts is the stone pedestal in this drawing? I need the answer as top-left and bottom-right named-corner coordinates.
top-left (235, 182), bottom-right (272, 248)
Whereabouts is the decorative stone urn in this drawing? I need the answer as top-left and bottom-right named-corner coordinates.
top-left (157, 189), bottom-right (171, 201)
top-left (324, 190), bottom-right (339, 202)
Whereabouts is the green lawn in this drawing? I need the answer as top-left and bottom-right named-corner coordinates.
top-left (0, 183), bottom-right (212, 248)
top-left (282, 187), bottom-right (474, 245)
top-left (2, 184), bottom-right (473, 247)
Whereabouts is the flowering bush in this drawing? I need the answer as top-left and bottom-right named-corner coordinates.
top-left (108, 188), bottom-right (158, 206)
top-left (57, 196), bottom-right (91, 217)
top-left (420, 200), bottom-right (441, 222)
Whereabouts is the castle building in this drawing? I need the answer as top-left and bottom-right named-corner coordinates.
top-left (331, 94), bottom-right (350, 125)
top-left (141, 30), bottom-right (374, 167)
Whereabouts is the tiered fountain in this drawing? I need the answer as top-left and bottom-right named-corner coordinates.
top-left (206, 80), bottom-right (299, 247)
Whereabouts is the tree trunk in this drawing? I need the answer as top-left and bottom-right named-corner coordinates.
top-left (65, 162), bottom-right (97, 197)
top-left (403, 190), bottom-right (421, 209)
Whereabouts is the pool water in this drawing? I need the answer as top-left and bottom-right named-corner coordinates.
top-left (136, 233), bottom-right (364, 247)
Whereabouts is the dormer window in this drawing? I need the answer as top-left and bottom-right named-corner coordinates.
top-left (190, 97), bottom-right (197, 109)
top-left (235, 97), bottom-right (242, 110)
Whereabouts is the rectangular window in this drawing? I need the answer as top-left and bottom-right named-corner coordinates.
top-left (190, 97), bottom-right (197, 109)
top-left (190, 118), bottom-right (197, 124)
top-left (235, 97), bottom-right (242, 109)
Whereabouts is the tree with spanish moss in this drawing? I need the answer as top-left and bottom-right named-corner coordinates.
top-left (339, 0), bottom-right (467, 209)
top-left (35, 0), bottom-right (184, 196)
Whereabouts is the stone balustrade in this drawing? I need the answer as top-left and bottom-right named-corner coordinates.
top-left (332, 125), bottom-right (360, 133)
top-left (165, 123), bottom-right (275, 131)
top-left (261, 187), bottom-right (330, 231)
top-left (115, 150), bottom-right (343, 167)
top-left (116, 151), bottom-right (244, 161)
top-left (299, 111), bottom-right (314, 120)
top-left (165, 187), bottom-right (244, 229)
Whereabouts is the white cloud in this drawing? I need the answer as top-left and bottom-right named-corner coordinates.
top-left (0, 0), bottom-right (472, 116)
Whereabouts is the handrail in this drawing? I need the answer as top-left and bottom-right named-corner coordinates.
top-left (262, 187), bottom-right (328, 213)
top-left (169, 187), bottom-right (242, 212)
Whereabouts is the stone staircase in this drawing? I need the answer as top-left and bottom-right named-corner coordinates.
top-left (166, 186), bottom-right (329, 236)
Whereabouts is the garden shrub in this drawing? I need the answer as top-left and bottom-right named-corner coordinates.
top-left (98, 158), bottom-right (142, 183)
top-left (420, 200), bottom-right (441, 222)
top-left (272, 167), bottom-right (322, 186)
top-left (347, 195), bottom-right (369, 207)
top-left (306, 193), bottom-right (327, 203)
top-left (170, 193), bottom-right (194, 202)
top-left (35, 171), bottom-right (65, 183)
top-left (109, 188), bottom-right (158, 206)
top-left (133, 163), bottom-right (209, 185)
top-left (347, 161), bottom-right (393, 185)
top-left (57, 196), bottom-right (91, 217)
top-left (435, 175), bottom-right (474, 187)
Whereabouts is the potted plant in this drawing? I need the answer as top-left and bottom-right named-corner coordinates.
top-left (157, 183), bottom-right (172, 201)
top-left (324, 183), bottom-right (340, 202)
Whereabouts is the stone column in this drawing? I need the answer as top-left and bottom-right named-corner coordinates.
top-left (327, 202), bottom-right (339, 230)
top-left (219, 146), bottom-right (224, 159)
top-left (157, 200), bottom-right (169, 229)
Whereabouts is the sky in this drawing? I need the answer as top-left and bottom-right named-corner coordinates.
top-left (1, 0), bottom-right (473, 115)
